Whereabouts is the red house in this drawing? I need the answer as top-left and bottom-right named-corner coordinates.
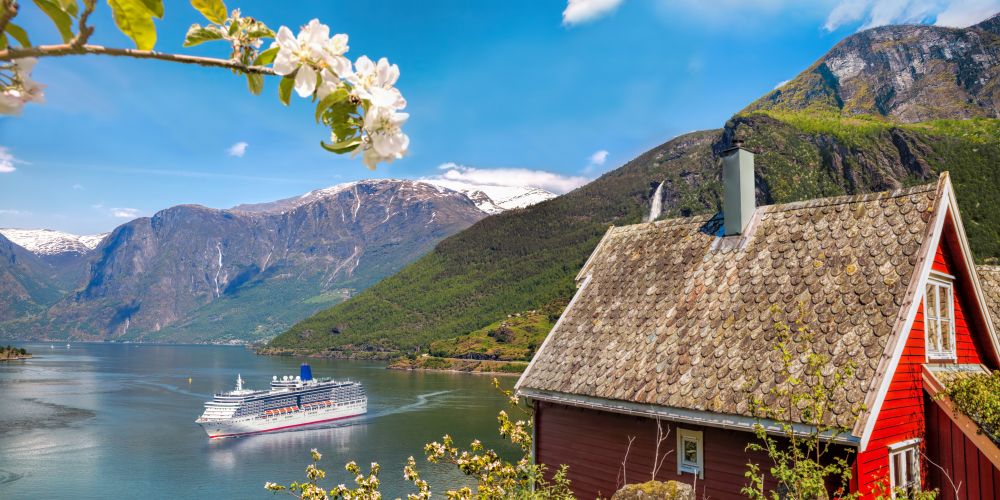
top-left (516, 144), bottom-right (1000, 499)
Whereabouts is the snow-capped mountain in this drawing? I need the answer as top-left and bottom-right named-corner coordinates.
top-left (0, 228), bottom-right (108, 257)
top-left (421, 179), bottom-right (556, 214)
top-left (233, 179), bottom-right (556, 216)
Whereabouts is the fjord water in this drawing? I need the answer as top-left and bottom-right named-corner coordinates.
top-left (0, 343), bottom-right (510, 499)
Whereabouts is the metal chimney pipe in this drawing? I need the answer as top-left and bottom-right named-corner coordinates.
top-left (721, 141), bottom-right (755, 236)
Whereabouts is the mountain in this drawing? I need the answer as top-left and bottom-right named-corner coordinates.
top-left (4, 180), bottom-right (508, 342)
top-left (0, 228), bottom-right (107, 259)
top-left (421, 180), bottom-right (557, 214)
top-left (744, 14), bottom-right (1000, 122)
top-left (0, 233), bottom-right (63, 322)
top-left (0, 228), bottom-right (107, 288)
top-left (232, 179), bottom-right (556, 216)
top-left (267, 16), bottom-right (1000, 357)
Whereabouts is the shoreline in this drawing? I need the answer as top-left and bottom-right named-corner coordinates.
top-left (387, 365), bottom-right (523, 376)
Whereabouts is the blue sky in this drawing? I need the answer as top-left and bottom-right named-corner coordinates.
top-left (1, 0), bottom-right (997, 234)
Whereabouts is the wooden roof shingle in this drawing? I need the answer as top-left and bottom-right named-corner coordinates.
top-left (518, 179), bottom-right (945, 432)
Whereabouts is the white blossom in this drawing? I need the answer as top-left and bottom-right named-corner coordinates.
top-left (357, 105), bottom-right (409, 169)
top-left (321, 34), bottom-right (352, 78)
top-left (271, 19), bottom-right (330, 97)
top-left (347, 56), bottom-right (404, 108)
top-left (0, 58), bottom-right (45, 116)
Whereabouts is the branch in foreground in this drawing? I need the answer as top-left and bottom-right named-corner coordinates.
top-left (0, 44), bottom-right (275, 75)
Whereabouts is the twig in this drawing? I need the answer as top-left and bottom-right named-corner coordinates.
top-left (0, 0), bottom-right (18, 38)
top-left (0, 44), bottom-right (276, 75)
top-left (70, 0), bottom-right (96, 48)
top-left (617, 435), bottom-right (636, 489)
top-left (921, 450), bottom-right (962, 498)
top-left (651, 418), bottom-right (673, 481)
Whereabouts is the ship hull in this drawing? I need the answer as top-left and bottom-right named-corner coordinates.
top-left (198, 402), bottom-right (367, 439)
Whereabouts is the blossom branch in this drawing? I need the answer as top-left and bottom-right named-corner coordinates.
top-left (70, 0), bottom-right (96, 48)
top-left (0, 44), bottom-right (276, 74)
top-left (0, 0), bottom-right (18, 38)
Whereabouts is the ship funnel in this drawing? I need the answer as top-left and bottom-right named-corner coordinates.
top-left (300, 363), bottom-right (313, 381)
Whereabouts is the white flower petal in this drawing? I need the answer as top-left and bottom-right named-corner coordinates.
top-left (272, 51), bottom-right (299, 76)
top-left (294, 65), bottom-right (318, 97)
top-left (275, 26), bottom-right (297, 49)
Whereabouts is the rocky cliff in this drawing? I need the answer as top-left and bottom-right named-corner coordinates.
top-left (745, 13), bottom-right (1000, 122)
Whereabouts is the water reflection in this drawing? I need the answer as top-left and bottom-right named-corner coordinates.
top-left (207, 417), bottom-right (367, 470)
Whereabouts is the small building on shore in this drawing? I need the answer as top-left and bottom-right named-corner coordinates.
top-left (516, 144), bottom-right (1000, 499)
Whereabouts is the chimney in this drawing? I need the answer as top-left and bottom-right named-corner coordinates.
top-left (721, 139), bottom-right (755, 236)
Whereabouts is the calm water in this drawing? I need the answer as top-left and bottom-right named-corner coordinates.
top-left (0, 343), bottom-right (512, 499)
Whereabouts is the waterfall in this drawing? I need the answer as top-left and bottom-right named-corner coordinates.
top-left (647, 181), bottom-right (664, 222)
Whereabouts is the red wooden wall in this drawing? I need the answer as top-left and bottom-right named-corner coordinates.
top-left (535, 401), bottom-right (855, 500)
top-left (854, 234), bottom-right (987, 497)
top-left (924, 394), bottom-right (1000, 500)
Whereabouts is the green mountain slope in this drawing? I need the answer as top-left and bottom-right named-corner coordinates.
top-left (267, 113), bottom-right (1000, 356)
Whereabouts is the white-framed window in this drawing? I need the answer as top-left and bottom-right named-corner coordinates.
top-left (925, 276), bottom-right (956, 360)
top-left (888, 439), bottom-right (921, 498)
top-left (676, 428), bottom-right (703, 479)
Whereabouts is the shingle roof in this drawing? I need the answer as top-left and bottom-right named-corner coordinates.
top-left (518, 179), bottom-right (944, 431)
top-left (977, 266), bottom-right (1000, 331)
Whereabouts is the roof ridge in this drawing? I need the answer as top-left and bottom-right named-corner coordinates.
top-left (763, 181), bottom-right (939, 214)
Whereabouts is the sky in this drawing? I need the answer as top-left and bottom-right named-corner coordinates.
top-left (1, 0), bottom-right (997, 235)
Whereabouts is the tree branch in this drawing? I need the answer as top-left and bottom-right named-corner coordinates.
top-left (0, 0), bottom-right (18, 38)
top-left (70, 0), bottom-right (96, 48)
top-left (0, 43), bottom-right (277, 75)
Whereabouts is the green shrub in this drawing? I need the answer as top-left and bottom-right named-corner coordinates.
top-left (945, 371), bottom-right (1000, 443)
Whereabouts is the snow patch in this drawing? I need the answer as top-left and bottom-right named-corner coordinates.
top-left (0, 228), bottom-right (109, 256)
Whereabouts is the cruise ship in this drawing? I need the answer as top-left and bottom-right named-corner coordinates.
top-left (196, 364), bottom-right (366, 439)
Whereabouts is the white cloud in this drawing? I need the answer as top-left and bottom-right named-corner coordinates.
top-left (588, 150), bottom-right (609, 167)
top-left (824, 0), bottom-right (999, 31)
top-left (72, 183), bottom-right (84, 190)
top-left (435, 163), bottom-right (589, 194)
top-left (0, 209), bottom-right (30, 215)
top-left (935, 0), bottom-right (1000, 26)
top-left (227, 141), bottom-right (249, 158)
top-left (563, 0), bottom-right (624, 25)
top-left (111, 208), bottom-right (141, 218)
top-left (0, 146), bottom-right (25, 173)
top-left (774, 79), bottom-right (792, 89)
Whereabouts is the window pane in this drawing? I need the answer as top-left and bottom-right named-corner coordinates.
top-left (941, 319), bottom-right (952, 351)
top-left (926, 284), bottom-right (937, 319)
top-left (892, 453), bottom-right (904, 489)
top-left (683, 438), bottom-right (698, 465)
top-left (926, 307), bottom-right (939, 351)
top-left (907, 449), bottom-right (920, 488)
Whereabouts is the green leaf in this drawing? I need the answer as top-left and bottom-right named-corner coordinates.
top-left (108, 0), bottom-right (157, 50)
top-left (320, 138), bottom-right (362, 154)
top-left (246, 73), bottom-right (263, 96)
top-left (33, 0), bottom-right (75, 42)
top-left (138, 0), bottom-right (163, 18)
top-left (56, 0), bottom-right (79, 17)
top-left (314, 88), bottom-right (349, 123)
top-left (6, 23), bottom-right (31, 47)
top-left (278, 76), bottom-right (294, 106)
top-left (182, 24), bottom-right (224, 47)
top-left (245, 25), bottom-right (274, 39)
top-left (0, 35), bottom-right (7, 51)
top-left (252, 47), bottom-right (278, 66)
top-left (190, 0), bottom-right (227, 24)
